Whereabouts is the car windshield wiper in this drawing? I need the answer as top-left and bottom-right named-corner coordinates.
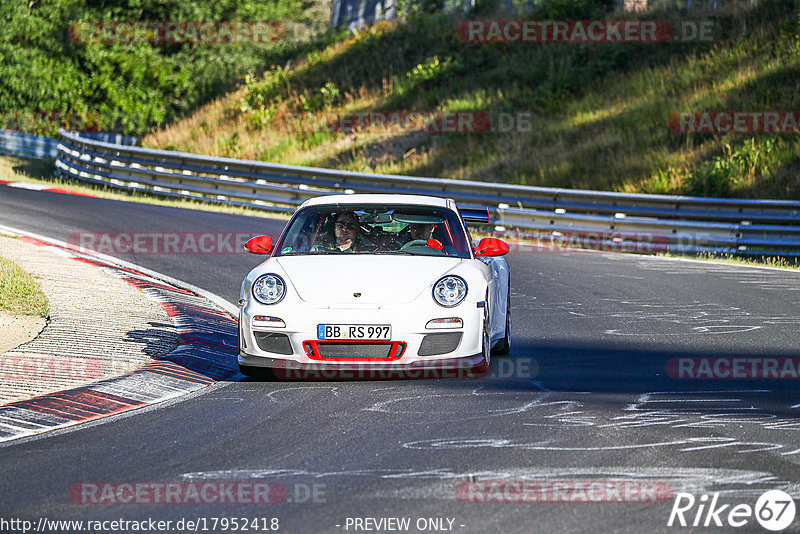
top-left (296, 250), bottom-right (337, 255)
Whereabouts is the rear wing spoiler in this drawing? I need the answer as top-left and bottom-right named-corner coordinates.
top-left (458, 207), bottom-right (491, 224)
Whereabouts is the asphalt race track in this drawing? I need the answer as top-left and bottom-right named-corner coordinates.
top-left (2, 185), bottom-right (800, 533)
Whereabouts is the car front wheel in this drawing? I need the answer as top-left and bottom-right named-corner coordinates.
top-left (492, 289), bottom-right (511, 355)
top-left (238, 363), bottom-right (277, 379)
top-left (475, 305), bottom-right (491, 374)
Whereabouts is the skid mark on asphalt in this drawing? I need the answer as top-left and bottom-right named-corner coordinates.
top-left (622, 257), bottom-right (800, 292)
top-left (402, 436), bottom-right (789, 454)
top-left (361, 383), bottom-right (800, 452)
top-left (624, 390), bottom-right (770, 411)
top-left (264, 386), bottom-right (341, 404)
top-left (179, 466), bottom-right (798, 500)
top-left (620, 391), bottom-right (800, 434)
top-left (506, 390), bottom-right (800, 455)
top-left (512, 294), bottom-right (800, 336)
top-left (347, 383), bottom-right (800, 458)
top-left (357, 382), bottom-right (800, 460)
top-left (363, 387), bottom-right (552, 421)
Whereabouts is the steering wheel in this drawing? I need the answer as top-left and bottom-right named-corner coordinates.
top-left (399, 240), bottom-right (430, 251)
top-left (399, 239), bottom-right (448, 256)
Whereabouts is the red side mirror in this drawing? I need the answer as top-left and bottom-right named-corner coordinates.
top-left (245, 235), bottom-right (273, 255)
top-left (474, 237), bottom-right (509, 257)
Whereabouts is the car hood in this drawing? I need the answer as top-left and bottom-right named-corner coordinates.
top-left (274, 255), bottom-right (463, 306)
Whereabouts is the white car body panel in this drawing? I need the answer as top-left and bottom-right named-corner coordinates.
top-left (274, 256), bottom-right (459, 305)
top-left (238, 194), bottom-right (510, 375)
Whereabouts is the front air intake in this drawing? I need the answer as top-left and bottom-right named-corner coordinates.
top-left (254, 332), bottom-right (293, 355)
top-left (418, 333), bottom-right (462, 356)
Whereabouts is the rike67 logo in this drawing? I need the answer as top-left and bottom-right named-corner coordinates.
top-left (668, 490), bottom-right (796, 531)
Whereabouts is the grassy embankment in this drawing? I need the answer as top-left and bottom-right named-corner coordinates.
top-left (145, 0), bottom-right (800, 199)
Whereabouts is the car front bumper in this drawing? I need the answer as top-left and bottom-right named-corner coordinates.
top-left (238, 352), bottom-right (487, 379)
top-left (238, 299), bottom-right (486, 377)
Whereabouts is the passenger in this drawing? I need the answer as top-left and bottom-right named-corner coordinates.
top-left (403, 222), bottom-right (458, 255)
top-left (408, 223), bottom-right (434, 242)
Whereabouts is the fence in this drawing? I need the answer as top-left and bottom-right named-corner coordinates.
top-left (49, 129), bottom-right (800, 257)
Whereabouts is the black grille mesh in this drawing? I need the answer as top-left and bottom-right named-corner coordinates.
top-left (254, 332), bottom-right (293, 355)
top-left (418, 333), bottom-right (462, 356)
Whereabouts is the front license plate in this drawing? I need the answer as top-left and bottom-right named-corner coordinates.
top-left (317, 324), bottom-right (391, 340)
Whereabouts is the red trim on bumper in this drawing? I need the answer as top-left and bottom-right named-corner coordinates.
top-left (302, 339), bottom-right (406, 362)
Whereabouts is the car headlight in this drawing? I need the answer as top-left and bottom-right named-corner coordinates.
top-left (252, 274), bottom-right (286, 305)
top-left (432, 275), bottom-right (467, 307)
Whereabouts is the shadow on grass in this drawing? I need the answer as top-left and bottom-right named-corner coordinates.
top-left (10, 157), bottom-right (56, 182)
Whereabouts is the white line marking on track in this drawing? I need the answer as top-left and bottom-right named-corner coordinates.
top-left (5, 182), bottom-right (48, 190)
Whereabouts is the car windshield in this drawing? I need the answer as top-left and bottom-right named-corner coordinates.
top-left (274, 204), bottom-right (471, 258)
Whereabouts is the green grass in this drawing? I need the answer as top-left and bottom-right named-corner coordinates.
top-left (0, 254), bottom-right (49, 318)
top-left (145, 0), bottom-right (800, 199)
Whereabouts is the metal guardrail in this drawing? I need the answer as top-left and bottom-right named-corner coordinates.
top-left (0, 130), bottom-right (60, 159)
top-left (40, 128), bottom-right (800, 257)
top-left (0, 130), bottom-right (140, 159)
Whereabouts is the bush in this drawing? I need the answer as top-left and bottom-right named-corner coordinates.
top-left (686, 139), bottom-right (777, 196)
top-left (0, 0), bottom-right (319, 135)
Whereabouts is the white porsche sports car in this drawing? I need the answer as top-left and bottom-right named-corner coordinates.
top-left (237, 194), bottom-right (511, 378)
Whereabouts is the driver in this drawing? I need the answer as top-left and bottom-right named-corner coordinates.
top-left (311, 210), bottom-right (379, 253)
top-left (311, 211), bottom-right (362, 252)
top-left (333, 211), bottom-right (361, 252)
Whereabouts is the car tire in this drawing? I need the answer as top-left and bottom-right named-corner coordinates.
top-left (476, 304), bottom-right (491, 374)
top-left (238, 363), bottom-right (277, 379)
top-left (492, 287), bottom-right (511, 355)
top-left (238, 363), bottom-right (259, 377)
